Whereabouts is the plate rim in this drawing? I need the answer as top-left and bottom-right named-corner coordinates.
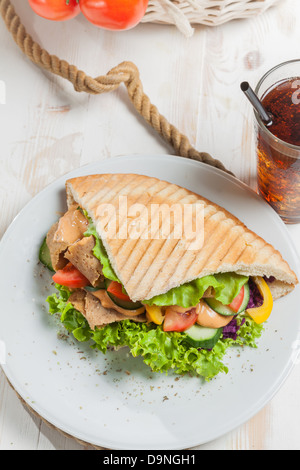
top-left (1, 153), bottom-right (300, 450)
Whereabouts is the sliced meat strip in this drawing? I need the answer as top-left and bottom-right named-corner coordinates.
top-left (46, 222), bottom-right (69, 271)
top-left (46, 206), bottom-right (89, 272)
top-left (85, 292), bottom-right (146, 330)
top-left (91, 290), bottom-right (145, 316)
top-left (64, 236), bottom-right (104, 287)
top-left (54, 205), bottom-right (89, 245)
top-left (69, 289), bottom-right (86, 315)
top-left (69, 290), bottom-right (146, 330)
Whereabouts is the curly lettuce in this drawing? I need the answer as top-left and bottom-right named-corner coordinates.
top-left (47, 284), bottom-right (263, 381)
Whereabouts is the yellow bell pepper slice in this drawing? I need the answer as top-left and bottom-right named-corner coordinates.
top-left (145, 305), bottom-right (165, 325)
top-left (246, 276), bottom-right (273, 324)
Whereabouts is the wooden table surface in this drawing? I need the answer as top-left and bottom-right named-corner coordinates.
top-left (1, 0), bottom-right (300, 450)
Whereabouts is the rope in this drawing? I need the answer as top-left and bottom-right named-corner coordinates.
top-left (0, 0), bottom-right (234, 176)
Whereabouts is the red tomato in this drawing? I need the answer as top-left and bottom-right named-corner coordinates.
top-left (163, 308), bottom-right (198, 332)
top-left (228, 286), bottom-right (245, 313)
top-left (79, 0), bottom-right (149, 30)
top-left (107, 281), bottom-right (131, 301)
top-left (52, 263), bottom-right (90, 288)
top-left (28, 0), bottom-right (80, 21)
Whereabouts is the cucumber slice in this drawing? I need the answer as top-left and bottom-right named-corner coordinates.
top-left (184, 324), bottom-right (223, 349)
top-left (84, 282), bottom-right (106, 292)
top-left (205, 283), bottom-right (250, 316)
top-left (39, 237), bottom-right (54, 272)
top-left (238, 282), bottom-right (250, 312)
top-left (204, 298), bottom-right (236, 316)
top-left (105, 279), bottom-right (143, 310)
top-left (107, 291), bottom-right (143, 310)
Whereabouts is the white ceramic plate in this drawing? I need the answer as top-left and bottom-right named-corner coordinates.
top-left (1, 155), bottom-right (299, 450)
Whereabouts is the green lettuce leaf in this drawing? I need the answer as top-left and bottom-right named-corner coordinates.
top-left (46, 284), bottom-right (263, 381)
top-left (143, 272), bottom-right (249, 308)
top-left (48, 284), bottom-right (93, 342)
top-left (83, 215), bottom-right (120, 283)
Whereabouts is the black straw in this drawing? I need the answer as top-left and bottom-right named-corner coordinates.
top-left (240, 81), bottom-right (273, 126)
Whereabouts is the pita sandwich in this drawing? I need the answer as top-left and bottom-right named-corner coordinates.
top-left (42, 173), bottom-right (298, 380)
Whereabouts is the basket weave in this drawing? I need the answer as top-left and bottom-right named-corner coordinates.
top-left (143, 0), bottom-right (282, 36)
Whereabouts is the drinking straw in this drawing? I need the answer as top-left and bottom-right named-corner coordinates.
top-left (240, 82), bottom-right (273, 126)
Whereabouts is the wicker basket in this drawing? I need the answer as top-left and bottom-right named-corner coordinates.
top-left (142, 0), bottom-right (282, 36)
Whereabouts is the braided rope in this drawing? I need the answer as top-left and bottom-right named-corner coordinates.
top-left (0, 0), bottom-right (233, 175)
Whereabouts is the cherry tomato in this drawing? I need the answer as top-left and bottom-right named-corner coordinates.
top-left (52, 262), bottom-right (90, 288)
top-left (107, 281), bottom-right (131, 301)
top-left (163, 308), bottom-right (198, 332)
top-left (228, 285), bottom-right (245, 313)
top-left (79, 0), bottom-right (149, 31)
top-left (28, 0), bottom-right (80, 21)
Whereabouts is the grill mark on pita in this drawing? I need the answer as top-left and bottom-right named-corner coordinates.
top-left (94, 174), bottom-right (141, 207)
top-left (78, 174), bottom-right (130, 215)
top-left (230, 235), bottom-right (276, 273)
top-left (86, 175), bottom-right (145, 252)
top-left (133, 202), bottom-right (222, 298)
top-left (148, 204), bottom-right (221, 295)
top-left (165, 207), bottom-right (227, 289)
top-left (122, 192), bottom-right (197, 293)
top-left (126, 192), bottom-right (202, 296)
top-left (87, 174), bottom-right (141, 215)
top-left (145, 207), bottom-right (234, 298)
top-left (240, 237), bottom-right (266, 265)
top-left (70, 173), bottom-right (148, 273)
top-left (72, 174), bottom-right (113, 205)
top-left (196, 223), bottom-right (245, 278)
top-left (226, 234), bottom-right (259, 268)
top-left (116, 185), bottom-right (190, 282)
top-left (189, 212), bottom-right (247, 273)
top-left (215, 226), bottom-right (248, 269)
top-left (234, 233), bottom-right (259, 266)
top-left (105, 179), bottom-right (169, 271)
top-left (113, 180), bottom-right (181, 272)
top-left (96, 174), bottom-right (152, 241)
top-left (192, 217), bottom-right (239, 273)
top-left (130, 239), bottom-right (181, 299)
top-left (113, 179), bottom-right (169, 249)
top-left (201, 221), bottom-right (239, 274)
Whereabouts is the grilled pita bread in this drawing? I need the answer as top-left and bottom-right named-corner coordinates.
top-left (65, 173), bottom-right (298, 302)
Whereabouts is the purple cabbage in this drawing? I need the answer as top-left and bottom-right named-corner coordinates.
top-left (263, 275), bottom-right (275, 283)
top-left (223, 276), bottom-right (275, 340)
top-left (198, 276), bottom-right (275, 349)
top-left (246, 278), bottom-right (264, 309)
top-left (222, 317), bottom-right (246, 341)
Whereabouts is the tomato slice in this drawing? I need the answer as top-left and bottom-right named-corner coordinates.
top-left (163, 308), bottom-right (198, 332)
top-left (52, 263), bottom-right (90, 288)
top-left (107, 281), bottom-right (131, 301)
top-left (228, 285), bottom-right (245, 313)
